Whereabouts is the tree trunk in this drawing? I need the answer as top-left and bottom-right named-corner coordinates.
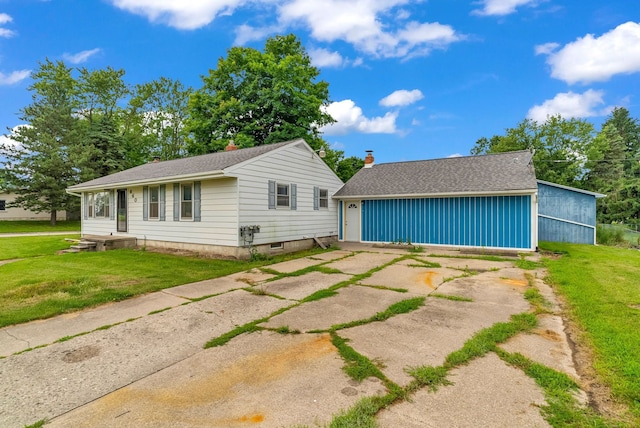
top-left (50, 210), bottom-right (57, 226)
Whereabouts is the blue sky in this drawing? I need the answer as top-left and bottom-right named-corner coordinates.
top-left (0, 0), bottom-right (639, 164)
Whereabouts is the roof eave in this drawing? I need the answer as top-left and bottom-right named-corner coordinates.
top-left (333, 188), bottom-right (538, 199)
top-left (67, 170), bottom-right (227, 192)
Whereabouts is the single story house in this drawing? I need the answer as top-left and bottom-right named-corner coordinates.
top-left (0, 191), bottom-right (67, 221)
top-left (66, 139), bottom-right (344, 258)
top-left (537, 180), bottom-right (604, 245)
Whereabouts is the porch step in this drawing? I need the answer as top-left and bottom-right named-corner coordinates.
top-left (66, 240), bottom-right (98, 253)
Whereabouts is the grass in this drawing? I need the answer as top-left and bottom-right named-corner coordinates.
top-left (328, 297), bottom-right (425, 332)
top-left (0, 242), bottom-right (334, 328)
top-left (0, 235), bottom-right (80, 260)
top-left (0, 220), bottom-right (80, 233)
top-left (541, 242), bottom-right (640, 423)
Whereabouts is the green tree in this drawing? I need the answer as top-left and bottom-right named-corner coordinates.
top-left (471, 115), bottom-right (596, 187)
top-left (127, 77), bottom-right (192, 161)
top-left (74, 67), bottom-right (129, 180)
top-left (186, 34), bottom-right (335, 155)
top-left (335, 156), bottom-right (365, 182)
top-left (0, 60), bottom-right (80, 224)
top-left (587, 108), bottom-right (640, 225)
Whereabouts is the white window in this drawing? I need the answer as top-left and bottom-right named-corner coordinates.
top-left (277, 183), bottom-right (289, 208)
top-left (89, 191), bottom-right (110, 218)
top-left (319, 188), bottom-right (328, 208)
top-left (181, 183), bottom-right (193, 219)
top-left (149, 186), bottom-right (159, 219)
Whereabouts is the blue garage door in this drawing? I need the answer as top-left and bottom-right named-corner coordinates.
top-left (361, 195), bottom-right (532, 249)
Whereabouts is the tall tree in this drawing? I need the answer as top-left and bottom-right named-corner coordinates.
top-left (471, 115), bottom-right (596, 187)
top-left (186, 34), bottom-right (335, 154)
top-left (74, 67), bottom-right (129, 180)
top-left (0, 60), bottom-right (80, 224)
top-left (127, 77), bottom-right (192, 161)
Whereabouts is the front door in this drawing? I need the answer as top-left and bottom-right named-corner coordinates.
top-left (345, 201), bottom-right (361, 242)
top-left (117, 189), bottom-right (127, 232)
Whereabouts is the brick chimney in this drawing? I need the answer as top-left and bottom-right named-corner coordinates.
top-left (364, 150), bottom-right (374, 168)
top-left (225, 140), bottom-right (238, 151)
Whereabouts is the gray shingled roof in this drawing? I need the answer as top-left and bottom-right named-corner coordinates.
top-left (334, 150), bottom-right (536, 198)
top-left (68, 140), bottom-right (300, 190)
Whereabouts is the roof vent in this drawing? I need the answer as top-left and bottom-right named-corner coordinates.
top-left (225, 140), bottom-right (238, 151)
top-left (364, 150), bottom-right (374, 168)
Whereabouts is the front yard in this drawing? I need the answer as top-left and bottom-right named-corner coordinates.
top-left (0, 236), bottom-right (329, 328)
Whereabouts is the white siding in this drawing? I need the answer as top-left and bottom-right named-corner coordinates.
top-left (0, 192), bottom-right (66, 221)
top-left (82, 178), bottom-right (240, 246)
top-left (232, 143), bottom-right (343, 245)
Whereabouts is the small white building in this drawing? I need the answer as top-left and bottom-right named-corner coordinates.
top-left (67, 139), bottom-right (343, 258)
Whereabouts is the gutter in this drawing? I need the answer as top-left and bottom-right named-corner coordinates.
top-left (67, 171), bottom-right (226, 192)
top-left (332, 188), bottom-right (538, 199)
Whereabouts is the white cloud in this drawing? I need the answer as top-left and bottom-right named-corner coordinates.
top-left (447, 153), bottom-right (463, 158)
top-left (527, 89), bottom-right (610, 122)
top-left (234, 23), bottom-right (282, 45)
top-left (63, 48), bottom-right (102, 64)
top-left (379, 89), bottom-right (424, 107)
top-left (534, 42), bottom-right (558, 55)
top-left (472, 0), bottom-right (539, 16)
top-left (0, 70), bottom-right (30, 85)
top-left (321, 100), bottom-right (397, 135)
top-left (280, 1), bottom-right (462, 58)
top-left (0, 125), bottom-right (28, 152)
top-left (0, 13), bottom-right (15, 38)
top-left (108, 1), bottom-right (462, 59)
top-left (108, 0), bottom-right (246, 30)
top-left (540, 22), bottom-right (640, 84)
top-left (309, 48), bottom-right (345, 68)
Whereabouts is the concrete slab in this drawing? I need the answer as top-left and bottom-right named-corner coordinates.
top-left (227, 268), bottom-right (276, 285)
top-left (434, 275), bottom-right (530, 310)
top-left (500, 314), bottom-right (580, 380)
top-left (266, 257), bottom-right (326, 274)
top-left (306, 250), bottom-right (353, 261)
top-left (0, 290), bottom-right (291, 428)
top-left (325, 252), bottom-right (400, 275)
top-left (0, 292), bottom-right (189, 357)
top-left (416, 256), bottom-right (515, 271)
top-left (377, 353), bottom-right (550, 428)
top-left (48, 332), bottom-right (387, 428)
top-left (262, 285), bottom-right (409, 332)
top-left (360, 263), bottom-right (465, 294)
top-left (163, 277), bottom-right (246, 300)
top-left (341, 296), bottom-right (527, 386)
top-left (261, 271), bottom-right (352, 301)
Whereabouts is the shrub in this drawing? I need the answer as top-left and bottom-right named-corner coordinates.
top-left (596, 224), bottom-right (626, 246)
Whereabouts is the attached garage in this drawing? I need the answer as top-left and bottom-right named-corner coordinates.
top-left (334, 151), bottom-right (538, 251)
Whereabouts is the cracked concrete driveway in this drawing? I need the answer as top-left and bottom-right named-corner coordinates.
top-left (0, 244), bottom-right (582, 428)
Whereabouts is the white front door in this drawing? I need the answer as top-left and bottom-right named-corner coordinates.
top-left (345, 201), bottom-right (361, 242)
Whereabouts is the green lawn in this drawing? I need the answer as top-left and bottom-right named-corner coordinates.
top-left (0, 220), bottom-right (81, 233)
top-left (0, 235), bottom-right (80, 260)
top-left (0, 238), bottom-right (332, 328)
top-left (541, 242), bottom-right (640, 423)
